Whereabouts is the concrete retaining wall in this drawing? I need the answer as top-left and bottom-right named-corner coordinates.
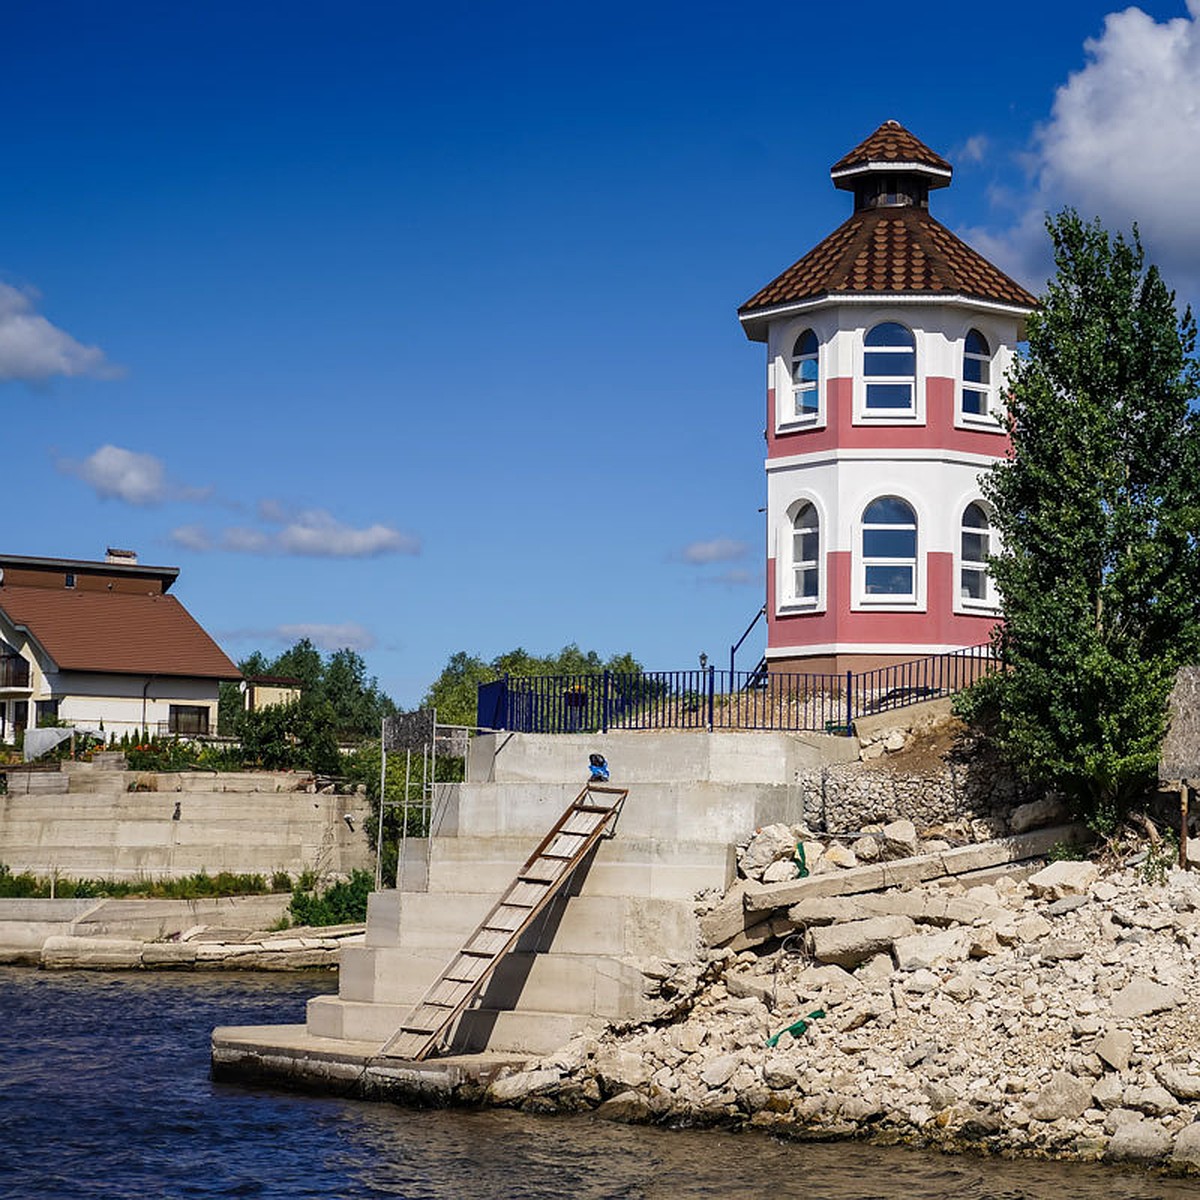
top-left (0, 774), bottom-right (373, 880)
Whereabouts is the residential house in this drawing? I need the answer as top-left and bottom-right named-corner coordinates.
top-left (0, 549), bottom-right (241, 740)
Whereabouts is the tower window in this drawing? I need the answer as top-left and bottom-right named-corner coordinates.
top-left (790, 330), bottom-right (819, 422)
top-left (961, 502), bottom-right (992, 603)
top-left (790, 502), bottom-right (820, 602)
top-left (864, 323), bottom-right (915, 413)
top-left (962, 329), bottom-right (991, 418)
top-left (65, 573), bottom-right (76, 589)
top-left (862, 497), bottom-right (917, 598)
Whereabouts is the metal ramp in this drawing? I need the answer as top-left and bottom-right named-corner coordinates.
top-left (374, 782), bottom-right (628, 1063)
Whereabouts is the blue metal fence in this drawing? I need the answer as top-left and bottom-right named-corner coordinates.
top-left (476, 644), bottom-right (997, 736)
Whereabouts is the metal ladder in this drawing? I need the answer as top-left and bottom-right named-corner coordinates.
top-left (374, 782), bottom-right (628, 1062)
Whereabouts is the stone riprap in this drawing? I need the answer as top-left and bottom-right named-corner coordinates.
top-left (468, 863), bottom-right (1200, 1174)
top-left (39, 923), bottom-right (363, 970)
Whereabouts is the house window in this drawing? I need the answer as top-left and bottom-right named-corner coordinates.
top-left (864, 323), bottom-right (915, 413)
top-left (35, 699), bottom-right (60, 724)
top-left (962, 329), bottom-right (991, 418)
top-left (790, 330), bottom-right (819, 422)
top-left (168, 705), bottom-right (209, 736)
top-left (961, 502), bottom-right (993, 603)
top-left (790, 502), bottom-right (820, 602)
top-left (862, 497), bottom-right (917, 599)
top-left (65, 573), bottom-right (76, 589)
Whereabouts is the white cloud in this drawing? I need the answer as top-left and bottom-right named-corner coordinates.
top-left (971, 2), bottom-right (1200, 293)
top-left (60, 444), bottom-right (212, 507)
top-left (680, 538), bottom-right (748, 565)
top-left (220, 622), bottom-right (378, 652)
top-left (957, 134), bottom-right (989, 165)
top-left (274, 622), bottom-right (377, 651)
top-left (0, 283), bottom-right (121, 382)
top-left (175, 507), bottom-right (420, 558)
top-left (63, 445), bottom-right (168, 505)
top-left (169, 524), bottom-right (212, 552)
top-left (275, 510), bottom-right (420, 558)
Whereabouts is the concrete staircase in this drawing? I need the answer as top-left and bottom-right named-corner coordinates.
top-left (305, 729), bottom-right (857, 1056)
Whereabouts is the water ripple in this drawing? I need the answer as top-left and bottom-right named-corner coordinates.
top-left (0, 967), bottom-right (1192, 1199)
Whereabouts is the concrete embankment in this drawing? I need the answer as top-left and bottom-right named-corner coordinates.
top-left (0, 895), bottom-right (363, 969)
top-left (0, 764), bottom-right (372, 880)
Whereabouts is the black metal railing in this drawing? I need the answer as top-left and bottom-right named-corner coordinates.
top-left (477, 644), bottom-right (998, 736)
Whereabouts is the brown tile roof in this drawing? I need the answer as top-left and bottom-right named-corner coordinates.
top-left (0, 586), bottom-right (241, 679)
top-left (739, 207), bottom-right (1037, 319)
top-left (831, 120), bottom-right (951, 176)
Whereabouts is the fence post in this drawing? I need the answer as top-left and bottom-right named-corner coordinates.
top-left (844, 669), bottom-right (853, 737)
top-left (706, 665), bottom-right (715, 732)
top-left (602, 670), bottom-right (610, 734)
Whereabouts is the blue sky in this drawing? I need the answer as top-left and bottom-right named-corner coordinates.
top-left (4, 1), bottom-right (1199, 706)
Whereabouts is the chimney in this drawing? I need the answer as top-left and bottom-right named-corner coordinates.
top-left (105, 547), bottom-right (138, 565)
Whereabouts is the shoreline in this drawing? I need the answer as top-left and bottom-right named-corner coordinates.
top-left (0, 894), bottom-right (361, 969)
top-left (212, 854), bottom-right (1200, 1178)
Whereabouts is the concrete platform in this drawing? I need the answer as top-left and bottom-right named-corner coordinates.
top-left (211, 1023), bottom-right (526, 1099)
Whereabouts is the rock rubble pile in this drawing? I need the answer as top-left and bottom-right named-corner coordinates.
top-left (487, 858), bottom-right (1200, 1173)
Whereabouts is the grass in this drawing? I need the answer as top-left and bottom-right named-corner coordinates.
top-left (0, 864), bottom-right (294, 900)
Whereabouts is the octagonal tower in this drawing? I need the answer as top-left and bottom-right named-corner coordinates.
top-left (738, 120), bottom-right (1037, 674)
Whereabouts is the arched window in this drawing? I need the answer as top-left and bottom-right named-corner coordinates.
top-left (790, 502), bottom-right (819, 601)
top-left (790, 330), bottom-right (819, 421)
top-left (864, 323), bottom-right (915, 412)
top-left (961, 502), bottom-right (991, 602)
top-left (962, 329), bottom-right (991, 417)
top-left (862, 497), bottom-right (917, 598)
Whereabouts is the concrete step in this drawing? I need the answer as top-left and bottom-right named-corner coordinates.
top-left (467, 730), bottom-right (856, 785)
top-left (306, 995), bottom-right (592, 1055)
top-left (421, 835), bottom-right (733, 901)
top-left (362, 890), bottom-right (698, 958)
top-left (440, 780), bottom-right (806, 844)
top-left (338, 944), bottom-right (662, 1019)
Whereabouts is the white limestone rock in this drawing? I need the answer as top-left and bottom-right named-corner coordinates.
top-left (1095, 1029), bottom-right (1133, 1073)
top-left (1105, 1118), bottom-right (1173, 1162)
top-left (1171, 1122), bottom-right (1200, 1169)
top-left (741, 823), bottom-right (796, 877)
top-left (1028, 1071), bottom-right (1092, 1121)
top-left (1158, 1065), bottom-right (1200, 1101)
top-left (882, 819), bottom-right (920, 859)
top-left (808, 915), bottom-right (917, 969)
top-left (1027, 860), bottom-right (1099, 900)
top-left (1110, 978), bottom-right (1183, 1019)
top-left (823, 843), bottom-right (858, 870)
top-left (1009, 797), bottom-right (1070, 834)
top-left (761, 859), bottom-right (799, 884)
top-left (892, 928), bottom-right (972, 973)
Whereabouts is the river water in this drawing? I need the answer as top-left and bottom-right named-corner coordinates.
top-left (0, 966), bottom-right (1193, 1199)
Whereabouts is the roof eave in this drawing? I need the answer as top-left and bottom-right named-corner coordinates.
top-left (831, 161), bottom-right (952, 188)
top-left (738, 291), bottom-right (1037, 342)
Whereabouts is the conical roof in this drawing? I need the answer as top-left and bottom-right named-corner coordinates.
top-left (739, 122), bottom-right (1036, 339)
top-left (830, 118), bottom-right (952, 183)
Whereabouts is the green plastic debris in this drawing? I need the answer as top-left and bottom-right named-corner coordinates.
top-left (793, 841), bottom-right (809, 879)
top-left (766, 1009), bottom-right (825, 1048)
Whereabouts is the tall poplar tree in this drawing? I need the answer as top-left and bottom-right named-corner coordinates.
top-left (971, 210), bottom-right (1200, 830)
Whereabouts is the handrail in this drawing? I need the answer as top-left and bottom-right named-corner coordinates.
top-left (729, 606), bottom-right (767, 677)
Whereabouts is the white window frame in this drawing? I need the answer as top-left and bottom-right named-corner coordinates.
top-left (787, 330), bottom-right (820, 428)
top-left (854, 318), bottom-right (925, 425)
top-left (955, 498), bottom-right (1000, 614)
top-left (955, 322), bottom-right (1006, 432)
top-left (778, 496), bottom-right (825, 614)
top-left (852, 492), bottom-right (925, 611)
top-left (774, 317), bottom-right (831, 435)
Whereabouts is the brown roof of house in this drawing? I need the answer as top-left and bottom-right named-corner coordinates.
top-left (831, 119), bottom-right (951, 177)
top-left (739, 206), bottom-right (1038, 322)
top-left (0, 586), bottom-right (241, 679)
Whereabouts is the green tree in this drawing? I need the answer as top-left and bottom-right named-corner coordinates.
top-left (966, 210), bottom-right (1200, 830)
